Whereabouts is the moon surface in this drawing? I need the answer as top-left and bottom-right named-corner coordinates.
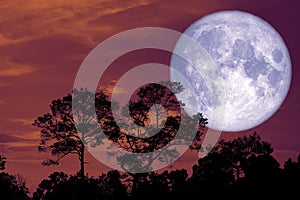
top-left (170, 10), bottom-right (292, 132)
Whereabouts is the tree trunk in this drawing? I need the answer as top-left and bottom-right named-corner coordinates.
top-left (156, 108), bottom-right (159, 129)
top-left (79, 143), bottom-right (85, 180)
top-left (130, 173), bottom-right (143, 195)
top-left (236, 166), bottom-right (240, 180)
top-left (131, 173), bottom-right (137, 194)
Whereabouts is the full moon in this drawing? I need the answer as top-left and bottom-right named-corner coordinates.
top-left (170, 11), bottom-right (292, 132)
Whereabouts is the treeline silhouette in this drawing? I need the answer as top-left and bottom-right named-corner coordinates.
top-left (1, 86), bottom-right (299, 199)
top-left (1, 133), bottom-right (300, 199)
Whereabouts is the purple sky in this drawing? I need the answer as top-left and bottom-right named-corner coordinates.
top-left (0, 0), bottom-right (299, 193)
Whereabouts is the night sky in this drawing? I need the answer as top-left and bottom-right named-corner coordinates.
top-left (0, 0), bottom-right (299, 193)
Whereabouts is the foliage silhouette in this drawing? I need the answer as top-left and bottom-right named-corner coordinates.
top-left (33, 88), bottom-right (109, 179)
top-left (168, 169), bottom-right (189, 199)
top-left (32, 172), bottom-right (105, 200)
top-left (0, 173), bottom-right (30, 200)
top-left (98, 170), bottom-right (128, 200)
top-left (0, 133), bottom-right (296, 199)
top-left (188, 132), bottom-right (277, 197)
top-left (0, 156), bottom-right (30, 200)
top-left (32, 86), bottom-right (300, 199)
top-left (137, 172), bottom-right (170, 200)
top-left (0, 155), bottom-right (6, 170)
top-left (34, 81), bottom-right (207, 175)
top-left (102, 81), bottom-right (207, 172)
top-left (281, 154), bottom-right (300, 198)
top-left (32, 171), bottom-right (128, 200)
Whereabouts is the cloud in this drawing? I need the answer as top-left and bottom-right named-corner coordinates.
top-left (7, 158), bottom-right (42, 163)
top-left (0, 33), bottom-right (13, 45)
top-left (0, 131), bottom-right (40, 153)
top-left (104, 85), bottom-right (127, 95)
top-left (4, 141), bottom-right (37, 148)
top-left (11, 131), bottom-right (40, 141)
top-left (0, 0), bottom-right (157, 47)
top-left (0, 34), bottom-right (90, 70)
top-left (86, 0), bottom-right (226, 34)
top-left (0, 134), bottom-right (22, 143)
top-left (9, 118), bottom-right (34, 126)
top-left (0, 67), bottom-right (33, 76)
top-left (0, 131), bottom-right (39, 143)
top-left (98, 80), bottom-right (128, 95)
top-left (0, 57), bottom-right (34, 77)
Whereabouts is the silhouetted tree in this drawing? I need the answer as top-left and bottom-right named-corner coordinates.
top-left (33, 172), bottom-right (69, 200)
top-left (33, 89), bottom-right (110, 179)
top-left (33, 171), bottom-right (128, 200)
top-left (133, 81), bottom-right (184, 130)
top-left (189, 150), bottom-right (233, 197)
top-left (0, 172), bottom-right (30, 200)
top-left (244, 154), bottom-right (280, 178)
top-left (168, 169), bottom-right (189, 199)
top-left (213, 132), bottom-right (273, 180)
top-left (284, 154), bottom-right (300, 177)
top-left (128, 169), bottom-right (189, 200)
top-left (227, 154), bottom-right (281, 198)
top-left (0, 156), bottom-right (30, 199)
top-left (189, 132), bottom-right (275, 197)
top-left (33, 80), bottom-right (300, 199)
top-left (128, 171), bottom-right (169, 200)
top-left (30, 133), bottom-right (300, 199)
top-left (103, 81), bottom-right (207, 196)
top-left (34, 80), bottom-right (207, 179)
top-left (0, 155), bottom-right (6, 170)
top-left (33, 172), bottom-right (104, 200)
top-left (98, 170), bottom-right (128, 200)
top-left (110, 82), bottom-right (207, 172)
top-left (282, 154), bottom-right (300, 198)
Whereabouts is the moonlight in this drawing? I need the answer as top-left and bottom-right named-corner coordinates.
top-left (170, 10), bottom-right (292, 132)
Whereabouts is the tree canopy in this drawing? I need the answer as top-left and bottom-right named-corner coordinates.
top-left (33, 82), bottom-right (207, 174)
top-left (33, 89), bottom-right (110, 179)
top-left (0, 155), bottom-right (6, 170)
top-left (0, 156), bottom-right (30, 200)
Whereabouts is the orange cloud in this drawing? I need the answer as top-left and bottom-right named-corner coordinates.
top-left (0, 131), bottom-right (40, 155)
top-left (11, 131), bottom-right (40, 141)
top-left (0, 58), bottom-right (34, 76)
top-left (0, 33), bottom-right (13, 45)
top-left (9, 118), bottom-right (34, 126)
top-left (105, 85), bottom-right (128, 95)
top-left (98, 80), bottom-right (128, 95)
top-left (4, 141), bottom-right (37, 148)
top-left (0, 0), bottom-right (156, 48)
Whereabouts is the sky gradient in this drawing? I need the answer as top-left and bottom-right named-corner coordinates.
top-left (0, 0), bottom-right (300, 194)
